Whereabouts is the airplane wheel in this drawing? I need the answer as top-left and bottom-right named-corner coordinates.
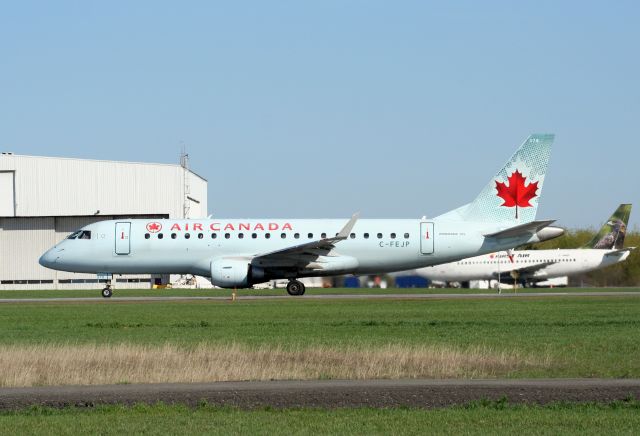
top-left (286, 280), bottom-right (305, 296)
top-left (101, 287), bottom-right (112, 298)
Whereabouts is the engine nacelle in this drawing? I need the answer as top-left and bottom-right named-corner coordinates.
top-left (210, 258), bottom-right (266, 288)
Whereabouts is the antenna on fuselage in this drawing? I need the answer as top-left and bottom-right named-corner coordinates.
top-left (180, 143), bottom-right (190, 219)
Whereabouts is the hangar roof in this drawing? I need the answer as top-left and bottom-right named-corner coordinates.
top-left (0, 153), bottom-right (207, 219)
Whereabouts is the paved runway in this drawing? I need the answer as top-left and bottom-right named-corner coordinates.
top-left (1, 379), bottom-right (638, 409)
top-left (0, 291), bottom-right (639, 303)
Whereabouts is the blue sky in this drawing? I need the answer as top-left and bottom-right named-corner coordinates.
top-left (1, 1), bottom-right (638, 229)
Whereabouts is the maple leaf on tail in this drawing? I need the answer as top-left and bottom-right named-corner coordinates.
top-left (495, 170), bottom-right (539, 219)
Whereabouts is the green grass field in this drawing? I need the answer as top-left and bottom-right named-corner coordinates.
top-left (1, 401), bottom-right (639, 435)
top-left (2, 292), bottom-right (640, 433)
top-left (1, 293), bottom-right (639, 378)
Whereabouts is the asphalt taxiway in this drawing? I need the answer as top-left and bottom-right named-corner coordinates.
top-left (0, 291), bottom-right (639, 304)
top-left (1, 379), bottom-right (639, 410)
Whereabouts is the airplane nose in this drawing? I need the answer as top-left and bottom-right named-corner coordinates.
top-left (39, 248), bottom-right (61, 268)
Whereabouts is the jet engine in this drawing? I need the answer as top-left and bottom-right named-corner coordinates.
top-left (210, 258), bottom-right (266, 288)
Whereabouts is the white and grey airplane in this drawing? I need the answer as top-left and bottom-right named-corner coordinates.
top-left (416, 204), bottom-right (634, 286)
top-left (40, 134), bottom-right (561, 297)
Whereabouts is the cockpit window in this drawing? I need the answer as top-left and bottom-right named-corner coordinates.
top-left (67, 231), bottom-right (82, 239)
top-left (67, 230), bottom-right (91, 240)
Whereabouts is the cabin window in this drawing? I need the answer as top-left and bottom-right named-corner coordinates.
top-left (198, 233), bottom-right (203, 239)
top-left (350, 233), bottom-right (356, 239)
top-left (144, 233), bottom-right (150, 239)
top-left (225, 233), bottom-right (230, 239)
top-left (211, 233), bottom-right (217, 239)
top-left (158, 233), bottom-right (164, 239)
top-left (377, 233), bottom-right (382, 239)
top-left (238, 233), bottom-right (244, 239)
top-left (308, 233), bottom-right (313, 239)
top-left (364, 233), bottom-right (369, 239)
top-left (265, 233), bottom-right (271, 239)
top-left (281, 233), bottom-right (286, 239)
top-left (185, 233), bottom-right (191, 239)
top-left (294, 233), bottom-right (300, 239)
top-left (171, 233), bottom-right (177, 239)
top-left (390, 233), bottom-right (396, 239)
top-left (321, 233), bottom-right (326, 238)
top-left (404, 233), bottom-right (410, 239)
top-left (252, 233), bottom-right (257, 239)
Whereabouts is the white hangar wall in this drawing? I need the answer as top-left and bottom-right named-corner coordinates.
top-left (0, 153), bottom-right (207, 290)
top-left (0, 154), bottom-right (207, 218)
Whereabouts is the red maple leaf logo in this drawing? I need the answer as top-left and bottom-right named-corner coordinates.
top-left (495, 170), bottom-right (538, 219)
top-left (146, 222), bottom-right (162, 233)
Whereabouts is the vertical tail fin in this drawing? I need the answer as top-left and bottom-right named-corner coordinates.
top-left (458, 134), bottom-right (554, 223)
top-left (584, 204), bottom-right (632, 249)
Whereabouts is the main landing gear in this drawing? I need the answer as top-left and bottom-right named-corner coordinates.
top-left (101, 280), bottom-right (113, 298)
top-left (286, 279), bottom-right (306, 296)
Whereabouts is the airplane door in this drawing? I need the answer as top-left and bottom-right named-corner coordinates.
top-left (420, 222), bottom-right (434, 255)
top-left (115, 222), bottom-right (131, 255)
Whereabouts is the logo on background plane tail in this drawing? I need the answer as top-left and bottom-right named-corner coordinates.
top-left (584, 204), bottom-right (632, 249)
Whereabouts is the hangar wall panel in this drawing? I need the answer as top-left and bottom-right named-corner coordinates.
top-left (0, 171), bottom-right (14, 216)
top-left (0, 217), bottom-right (55, 281)
top-left (187, 173), bottom-right (208, 218)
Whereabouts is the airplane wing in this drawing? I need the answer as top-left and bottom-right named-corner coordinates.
top-left (483, 220), bottom-right (556, 238)
top-left (251, 213), bottom-right (359, 269)
top-left (492, 260), bottom-right (557, 279)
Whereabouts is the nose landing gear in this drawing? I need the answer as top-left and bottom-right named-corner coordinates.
top-left (286, 279), bottom-right (306, 296)
top-left (101, 279), bottom-right (113, 298)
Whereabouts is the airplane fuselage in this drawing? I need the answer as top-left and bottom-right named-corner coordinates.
top-left (417, 248), bottom-right (631, 282)
top-left (39, 217), bottom-right (553, 283)
top-left (38, 134), bottom-right (557, 292)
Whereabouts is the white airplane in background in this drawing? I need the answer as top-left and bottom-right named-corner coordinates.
top-left (416, 204), bottom-right (634, 286)
top-left (40, 134), bottom-right (561, 297)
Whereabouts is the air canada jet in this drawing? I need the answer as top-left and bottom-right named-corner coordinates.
top-left (40, 134), bottom-right (561, 297)
top-left (416, 204), bottom-right (634, 286)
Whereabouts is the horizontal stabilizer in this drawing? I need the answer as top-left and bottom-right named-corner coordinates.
top-left (484, 220), bottom-right (556, 238)
top-left (604, 247), bottom-right (635, 257)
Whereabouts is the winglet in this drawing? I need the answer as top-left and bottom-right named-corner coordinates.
top-left (336, 213), bottom-right (360, 239)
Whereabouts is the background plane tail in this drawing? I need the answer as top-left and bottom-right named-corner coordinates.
top-left (583, 204), bottom-right (632, 249)
top-left (454, 133), bottom-right (554, 223)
